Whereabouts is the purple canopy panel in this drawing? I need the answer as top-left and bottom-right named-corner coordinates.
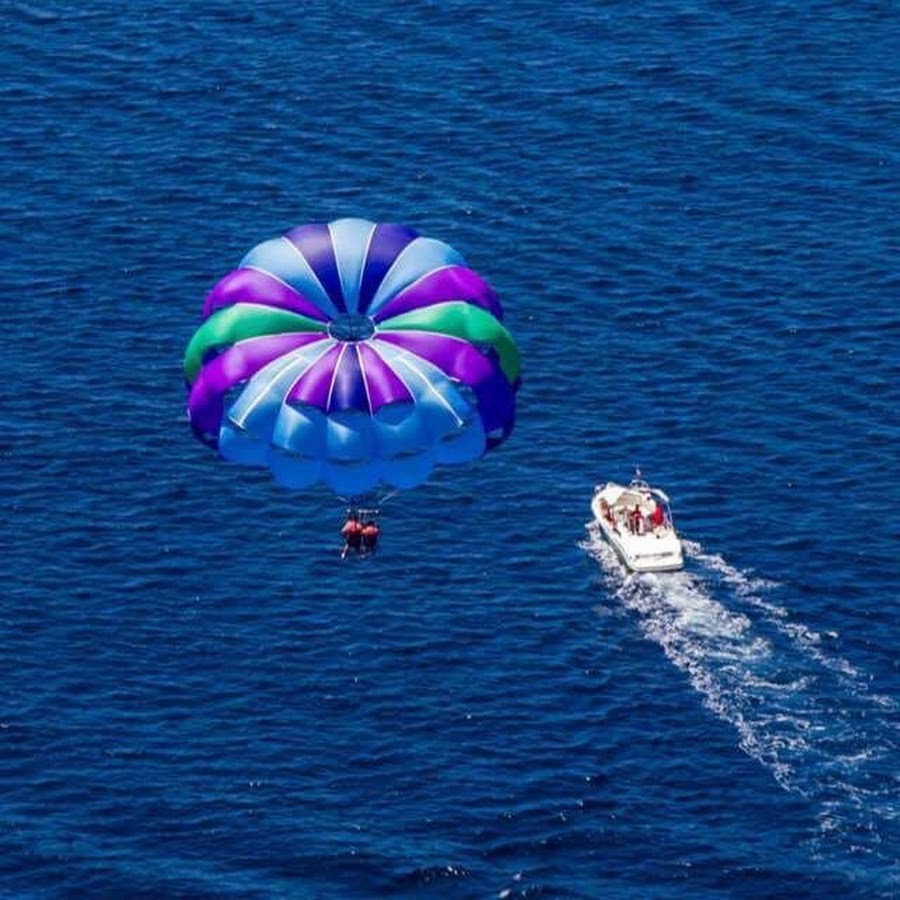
top-left (285, 223), bottom-right (347, 314)
top-left (202, 268), bottom-right (330, 322)
top-left (373, 266), bottom-right (503, 322)
top-left (286, 343), bottom-right (342, 411)
top-left (188, 332), bottom-right (327, 444)
top-left (327, 345), bottom-right (370, 412)
top-left (357, 223), bottom-right (419, 314)
top-left (356, 342), bottom-right (413, 411)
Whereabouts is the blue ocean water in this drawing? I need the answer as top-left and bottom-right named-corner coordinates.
top-left (2, 1), bottom-right (899, 897)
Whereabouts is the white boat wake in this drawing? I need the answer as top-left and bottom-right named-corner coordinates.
top-left (582, 526), bottom-right (900, 884)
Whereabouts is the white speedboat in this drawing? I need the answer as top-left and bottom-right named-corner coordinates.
top-left (589, 469), bottom-right (684, 572)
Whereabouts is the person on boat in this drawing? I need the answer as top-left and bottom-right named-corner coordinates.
top-left (651, 501), bottom-right (665, 530)
top-left (341, 511), bottom-right (363, 558)
top-left (361, 519), bottom-right (380, 554)
top-left (630, 504), bottom-right (643, 534)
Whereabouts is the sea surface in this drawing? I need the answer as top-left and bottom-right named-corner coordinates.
top-left (2, 2), bottom-right (899, 897)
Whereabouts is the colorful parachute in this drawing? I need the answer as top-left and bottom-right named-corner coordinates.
top-left (183, 218), bottom-right (520, 496)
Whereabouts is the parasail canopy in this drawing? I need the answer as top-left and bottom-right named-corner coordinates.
top-left (184, 218), bottom-right (520, 496)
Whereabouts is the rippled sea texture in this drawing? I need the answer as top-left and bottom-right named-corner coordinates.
top-left (3, 2), bottom-right (899, 897)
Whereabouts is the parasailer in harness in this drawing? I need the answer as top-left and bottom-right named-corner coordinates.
top-left (341, 510), bottom-right (363, 558)
top-left (361, 519), bottom-right (380, 554)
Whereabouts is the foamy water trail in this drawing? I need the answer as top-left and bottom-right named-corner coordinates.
top-left (581, 525), bottom-right (900, 882)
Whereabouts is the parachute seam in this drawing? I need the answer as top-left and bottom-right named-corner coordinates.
top-left (357, 344), bottom-right (375, 415)
top-left (358, 222), bottom-right (377, 312)
top-left (326, 343), bottom-right (349, 411)
top-left (242, 265), bottom-right (296, 293)
top-left (323, 222), bottom-right (348, 313)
